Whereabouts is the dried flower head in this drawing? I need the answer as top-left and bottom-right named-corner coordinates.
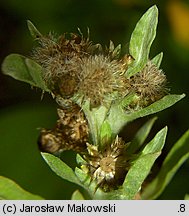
top-left (32, 32), bottom-right (95, 98)
top-left (32, 26), bottom-right (167, 110)
top-left (38, 104), bottom-right (89, 154)
top-left (82, 136), bottom-right (128, 191)
top-left (78, 55), bottom-right (128, 107)
top-left (31, 29), bottom-right (135, 107)
top-left (129, 61), bottom-right (167, 107)
top-left (38, 128), bottom-right (64, 154)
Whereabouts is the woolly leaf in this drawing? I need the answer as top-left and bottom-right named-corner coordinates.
top-left (100, 121), bottom-right (112, 147)
top-left (2, 54), bottom-right (49, 92)
top-left (127, 117), bottom-right (157, 155)
top-left (76, 154), bottom-right (86, 165)
top-left (41, 153), bottom-right (82, 187)
top-left (151, 52), bottom-right (163, 68)
top-left (27, 20), bottom-right (42, 39)
top-left (127, 5), bottom-right (158, 77)
top-left (142, 129), bottom-right (189, 200)
top-left (25, 58), bottom-right (49, 91)
top-left (126, 94), bottom-right (185, 122)
top-left (82, 101), bottom-right (109, 145)
top-left (108, 94), bottom-right (185, 136)
top-left (121, 127), bottom-right (167, 200)
top-left (0, 176), bottom-right (43, 200)
top-left (2, 54), bottom-right (35, 85)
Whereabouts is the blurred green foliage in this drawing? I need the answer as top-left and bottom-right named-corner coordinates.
top-left (0, 0), bottom-right (188, 199)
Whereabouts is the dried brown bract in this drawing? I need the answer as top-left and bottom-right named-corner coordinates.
top-left (38, 104), bottom-right (89, 154)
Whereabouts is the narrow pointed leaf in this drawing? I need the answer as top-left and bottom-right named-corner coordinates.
top-left (108, 94), bottom-right (185, 136)
top-left (185, 194), bottom-right (189, 200)
top-left (25, 58), bottom-right (49, 91)
top-left (41, 153), bottom-right (82, 187)
top-left (151, 52), bottom-right (163, 68)
top-left (122, 127), bottom-right (167, 200)
top-left (74, 167), bottom-right (91, 186)
top-left (82, 101), bottom-right (109, 145)
top-left (142, 126), bottom-right (167, 154)
top-left (100, 121), bottom-right (112, 147)
top-left (127, 5), bottom-right (158, 77)
top-left (27, 20), bottom-right (42, 39)
top-left (122, 153), bottom-right (161, 200)
top-left (127, 117), bottom-right (157, 155)
top-left (0, 176), bottom-right (43, 200)
top-left (120, 93), bottom-right (138, 109)
top-left (76, 154), bottom-right (86, 165)
top-left (126, 94), bottom-right (185, 124)
top-left (141, 129), bottom-right (189, 200)
top-left (112, 44), bottom-right (122, 58)
top-left (107, 93), bottom-right (137, 136)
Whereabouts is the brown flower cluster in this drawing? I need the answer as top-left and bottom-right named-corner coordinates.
top-left (34, 29), bottom-right (168, 192)
top-left (32, 31), bottom-right (167, 108)
top-left (32, 32), bottom-right (133, 107)
top-left (38, 104), bottom-right (89, 154)
top-left (129, 61), bottom-right (167, 107)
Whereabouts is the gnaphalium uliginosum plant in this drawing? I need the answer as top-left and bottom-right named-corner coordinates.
top-left (2, 5), bottom-right (189, 200)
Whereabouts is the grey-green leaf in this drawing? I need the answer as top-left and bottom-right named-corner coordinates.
top-left (71, 190), bottom-right (85, 200)
top-left (2, 54), bottom-right (35, 85)
top-left (2, 54), bottom-right (49, 91)
top-left (100, 121), bottom-right (112, 147)
top-left (126, 94), bottom-right (185, 123)
top-left (27, 20), bottom-right (42, 39)
top-left (25, 58), bottom-right (49, 91)
top-left (122, 153), bottom-right (160, 200)
top-left (76, 154), bottom-right (87, 165)
top-left (126, 5), bottom-right (158, 77)
top-left (127, 117), bottom-right (157, 155)
top-left (108, 94), bottom-right (185, 136)
top-left (0, 176), bottom-right (44, 200)
top-left (121, 127), bottom-right (167, 200)
top-left (82, 101), bottom-right (109, 145)
top-left (141, 129), bottom-right (189, 200)
top-left (151, 52), bottom-right (163, 68)
top-left (41, 153), bottom-right (82, 187)
top-left (142, 126), bottom-right (167, 155)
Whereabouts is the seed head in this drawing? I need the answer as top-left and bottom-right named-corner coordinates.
top-left (32, 28), bottom-right (167, 109)
top-left (78, 55), bottom-right (128, 107)
top-left (32, 32), bottom-right (94, 98)
top-left (38, 104), bottom-right (89, 154)
top-left (130, 61), bottom-right (168, 107)
top-left (82, 136), bottom-right (128, 191)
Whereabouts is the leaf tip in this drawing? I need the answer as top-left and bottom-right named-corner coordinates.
top-left (150, 5), bottom-right (158, 14)
top-left (161, 126), bottom-right (168, 141)
top-left (27, 20), bottom-right (42, 39)
top-left (181, 93), bottom-right (186, 98)
top-left (41, 152), bottom-right (50, 163)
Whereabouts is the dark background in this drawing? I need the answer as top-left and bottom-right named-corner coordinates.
top-left (0, 0), bottom-right (188, 199)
